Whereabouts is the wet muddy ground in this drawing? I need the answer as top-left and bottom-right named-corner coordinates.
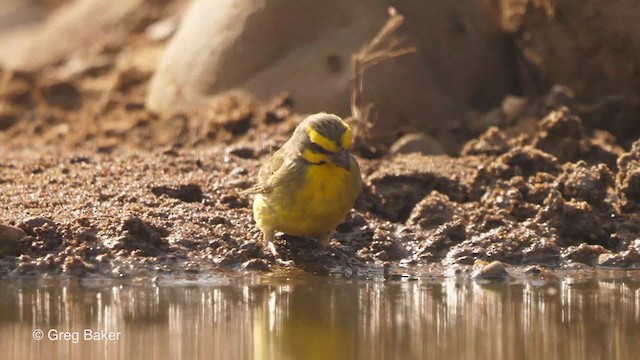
top-left (2, 64), bottom-right (640, 278)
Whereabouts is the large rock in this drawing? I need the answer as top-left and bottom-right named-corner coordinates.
top-left (146, 0), bottom-right (387, 115)
top-left (147, 0), bottom-right (514, 138)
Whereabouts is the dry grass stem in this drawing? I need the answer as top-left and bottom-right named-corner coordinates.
top-left (350, 7), bottom-right (416, 144)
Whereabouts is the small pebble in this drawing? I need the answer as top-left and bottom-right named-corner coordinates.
top-left (225, 146), bottom-right (256, 159)
top-left (145, 18), bottom-right (178, 42)
top-left (20, 217), bottom-right (57, 235)
top-left (523, 265), bottom-right (542, 275)
top-left (390, 132), bottom-right (445, 156)
top-left (472, 260), bottom-right (510, 281)
top-left (0, 224), bottom-right (26, 255)
top-left (501, 95), bottom-right (527, 121)
top-left (242, 259), bottom-right (270, 271)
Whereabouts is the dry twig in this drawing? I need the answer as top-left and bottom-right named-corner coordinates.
top-left (350, 7), bottom-right (416, 145)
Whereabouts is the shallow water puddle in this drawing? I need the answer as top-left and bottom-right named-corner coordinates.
top-left (0, 271), bottom-right (638, 359)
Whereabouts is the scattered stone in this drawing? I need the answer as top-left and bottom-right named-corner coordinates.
top-left (228, 167), bottom-right (248, 177)
top-left (582, 130), bottom-right (623, 170)
top-left (370, 242), bottom-right (408, 262)
top-left (242, 258), bottom-right (270, 271)
top-left (28, 220), bottom-right (63, 251)
top-left (390, 132), bottom-right (445, 156)
top-left (145, 17), bottom-right (179, 42)
top-left (472, 260), bottom-right (510, 281)
top-left (0, 224), bottom-right (26, 255)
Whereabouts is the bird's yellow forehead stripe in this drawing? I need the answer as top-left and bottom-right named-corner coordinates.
top-left (342, 122), bottom-right (352, 149)
top-left (306, 126), bottom-right (339, 152)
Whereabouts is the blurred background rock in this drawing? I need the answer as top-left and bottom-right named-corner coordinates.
top-left (1, 0), bottom-right (639, 153)
top-left (0, 0), bottom-right (67, 30)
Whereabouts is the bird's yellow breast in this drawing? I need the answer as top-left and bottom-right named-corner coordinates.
top-left (253, 160), bottom-right (361, 238)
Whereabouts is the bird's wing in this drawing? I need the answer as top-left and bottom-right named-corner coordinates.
top-left (243, 148), bottom-right (289, 194)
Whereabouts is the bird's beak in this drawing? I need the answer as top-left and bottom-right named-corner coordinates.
top-left (330, 150), bottom-right (351, 171)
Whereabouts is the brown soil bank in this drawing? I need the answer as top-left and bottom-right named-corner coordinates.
top-left (1, 85), bottom-right (640, 277)
top-left (501, 0), bottom-right (640, 100)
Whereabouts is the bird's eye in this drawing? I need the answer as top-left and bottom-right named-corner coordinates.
top-left (309, 142), bottom-right (333, 154)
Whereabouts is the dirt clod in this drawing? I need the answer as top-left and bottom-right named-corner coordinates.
top-left (558, 161), bottom-right (614, 207)
top-left (115, 67), bottom-right (152, 93)
top-left (616, 140), bottom-right (640, 212)
top-left (20, 217), bottom-right (57, 236)
top-left (366, 154), bottom-right (476, 222)
top-left (151, 184), bottom-right (204, 203)
top-left (0, 108), bottom-right (19, 130)
top-left (242, 258), bottom-right (271, 271)
top-left (406, 191), bottom-right (457, 230)
top-left (39, 81), bottom-right (82, 110)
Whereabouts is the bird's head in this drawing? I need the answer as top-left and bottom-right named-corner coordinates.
top-left (294, 113), bottom-right (353, 171)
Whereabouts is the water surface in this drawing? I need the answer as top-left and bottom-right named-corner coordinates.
top-left (0, 270), bottom-right (638, 359)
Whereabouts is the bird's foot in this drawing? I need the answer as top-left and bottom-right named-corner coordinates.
top-left (329, 246), bottom-right (359, 268)
top-left (266, 238), bottom-right (295, 267)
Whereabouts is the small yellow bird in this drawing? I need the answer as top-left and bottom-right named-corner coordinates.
top-left (247, 112), bottom-right (362, 256)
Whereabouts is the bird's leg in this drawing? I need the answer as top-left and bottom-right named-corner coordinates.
top-left (318, 234), bottom-right (332, 247)
top-left (262, 229), bottom-right (279, 259)
top-left (263, 230), bottom-right (296, 266)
